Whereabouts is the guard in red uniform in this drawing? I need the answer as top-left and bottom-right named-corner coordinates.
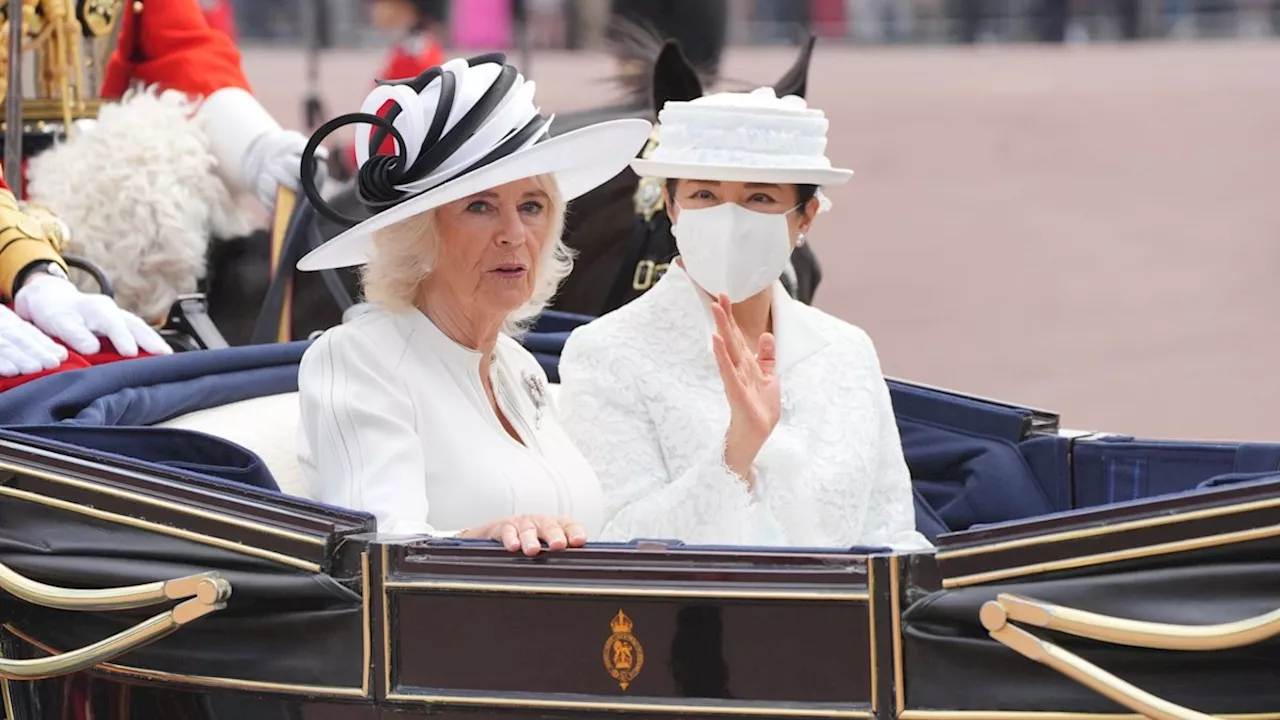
top-left (94, 0), bottom-right (319, 208)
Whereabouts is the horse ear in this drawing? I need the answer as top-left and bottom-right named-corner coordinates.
top-left (651, 39), bottom-right (704, 113)
top-left (773, 33), bottom-right (817, 99)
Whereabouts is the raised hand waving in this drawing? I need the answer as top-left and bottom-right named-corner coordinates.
top-left (709, 294), bottom-right (781, 485)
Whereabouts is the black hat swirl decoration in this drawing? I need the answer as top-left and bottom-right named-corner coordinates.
top-left (296, 53), bottom-right (652, 272)
top-left (300, 53), bottom-right (545, 227)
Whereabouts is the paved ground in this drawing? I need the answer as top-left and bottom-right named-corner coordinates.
top-left (243, 40), bottom-right (1280, 442)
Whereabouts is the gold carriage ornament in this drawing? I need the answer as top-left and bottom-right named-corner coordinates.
top-left (0, 0), bottom-right (124, 148)
top-left (602, 609), bottom-right (644, 691)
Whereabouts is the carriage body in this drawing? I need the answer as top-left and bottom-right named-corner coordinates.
top-left (0, 313), bottom-right (1277, 719)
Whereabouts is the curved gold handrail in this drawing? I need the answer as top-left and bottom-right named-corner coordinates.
top-left (0, 565), bottom-right (231, 680)
top-left (993, 592), bottom-right (1280, 651)
top-left (0, 564), bottom-right (225, 612)
top-left (980, 594), bottom-right (1272, 720)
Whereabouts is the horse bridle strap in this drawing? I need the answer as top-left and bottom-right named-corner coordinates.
top-left (268, 187), bottom-right (298, 343)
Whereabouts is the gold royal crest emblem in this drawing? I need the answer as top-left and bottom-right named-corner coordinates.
top-left (603, 609), bottom-right (644, 691)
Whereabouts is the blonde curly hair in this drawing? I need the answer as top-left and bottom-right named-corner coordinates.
top-left (360, 174), bottom-right (571, 338)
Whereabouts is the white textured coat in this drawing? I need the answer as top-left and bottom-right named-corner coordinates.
top-left (557, 265), bottom-right (931, 550)
top-left (296, 306), bottom-right (604, 537)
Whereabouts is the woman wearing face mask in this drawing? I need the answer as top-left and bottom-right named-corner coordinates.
top-left (556, 88), bottom-right (930, 550)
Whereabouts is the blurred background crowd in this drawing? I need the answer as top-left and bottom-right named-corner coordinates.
top-left (225, 0), bottom-right (1279, 49)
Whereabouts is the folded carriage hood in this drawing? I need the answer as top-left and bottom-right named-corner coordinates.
top-left (901, 540), bottom-right (1280, 713)
top-left (0, 496), bottom-right (365, 690)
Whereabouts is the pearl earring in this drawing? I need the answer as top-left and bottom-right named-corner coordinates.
top-left (796, 233), bottom-right (807, 247)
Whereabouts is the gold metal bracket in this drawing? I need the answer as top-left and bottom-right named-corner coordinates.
top-left (980, 593), bottom-right (1280, 720)
top-left (993, 592), bottom-right (1280, 651)
top-left (0, 563), bottom-right (231, 680)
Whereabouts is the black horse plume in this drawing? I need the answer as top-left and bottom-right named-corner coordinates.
top-left (651, 39), bottom-right (706, 115)
top-left (773, 32), bottom-right (817, 100)
top-left (634, 24), bottom-right (818, 116)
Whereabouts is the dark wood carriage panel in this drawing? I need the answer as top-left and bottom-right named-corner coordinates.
top-left (380, 541), bottom-right (877, 716)
top-left (374, 704), bottom-right (870, 719)
top-left (388, 591), bottom-right (870, 704)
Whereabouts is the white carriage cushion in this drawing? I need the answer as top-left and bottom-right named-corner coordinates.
top-left (157, 392), bottom-right (308, 500)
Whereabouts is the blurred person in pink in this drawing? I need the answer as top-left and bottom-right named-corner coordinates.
top-left (452, 0), bottom-right (513, 48)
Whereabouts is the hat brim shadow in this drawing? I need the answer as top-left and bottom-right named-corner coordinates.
top-left (297, 118), bottom-right (654, 272)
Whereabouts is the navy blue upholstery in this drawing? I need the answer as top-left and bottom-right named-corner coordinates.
top-left (524, 312), bottom-right (594, 382)
top-left (0, 341), bottom-right (309, 427)
top-left (1073, 437), bottom-right (1280, 507)
top-left (0, 342), bottom-right (310, 494)
top-left (4, 425), bottom-right (281, 492)
top-left (963, 472), bottom-right (1280, 537)
top-left (0, 426), bottom-right (282, 495)
top-left (913, 488), bottom-right (950, 543)
top-left (888, 382), bottom-right (1070, 535)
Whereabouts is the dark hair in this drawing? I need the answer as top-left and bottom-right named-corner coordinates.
top-left (665, 179), bottom-right (818, 210)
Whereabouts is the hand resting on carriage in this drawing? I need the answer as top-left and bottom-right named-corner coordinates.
top-left (15, 273), bottom-right (171, 359)
top-left (457, 515), bottom-right (588, 557)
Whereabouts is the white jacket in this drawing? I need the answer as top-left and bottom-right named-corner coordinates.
top-left (297, 305), bottom-right (604, 536)
top-left (557, 265), bottom-right (930, 550)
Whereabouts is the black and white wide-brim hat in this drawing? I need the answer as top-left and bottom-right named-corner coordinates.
top-left (296, 53), bottom-right (652, 271)
top-left (630, 87), bottom-right (852, 188)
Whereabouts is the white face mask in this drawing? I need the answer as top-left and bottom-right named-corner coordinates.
top-left (672, 202), bottom-right (796, 303)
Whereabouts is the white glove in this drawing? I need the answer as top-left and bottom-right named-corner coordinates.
top-left (244, 128), bottom-right (328, 208)
top-left (14, 274), bottom-right (173, 359)
top-left (0, 304), bottom-right (67, 377)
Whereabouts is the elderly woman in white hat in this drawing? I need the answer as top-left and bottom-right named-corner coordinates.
top-left (292, 54), bottom-right (651, 555)
top-left (556, 88), bottom-right (930, 550)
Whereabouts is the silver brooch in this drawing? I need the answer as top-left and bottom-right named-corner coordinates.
top-left (523, 372), bottom-right (546, 429)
